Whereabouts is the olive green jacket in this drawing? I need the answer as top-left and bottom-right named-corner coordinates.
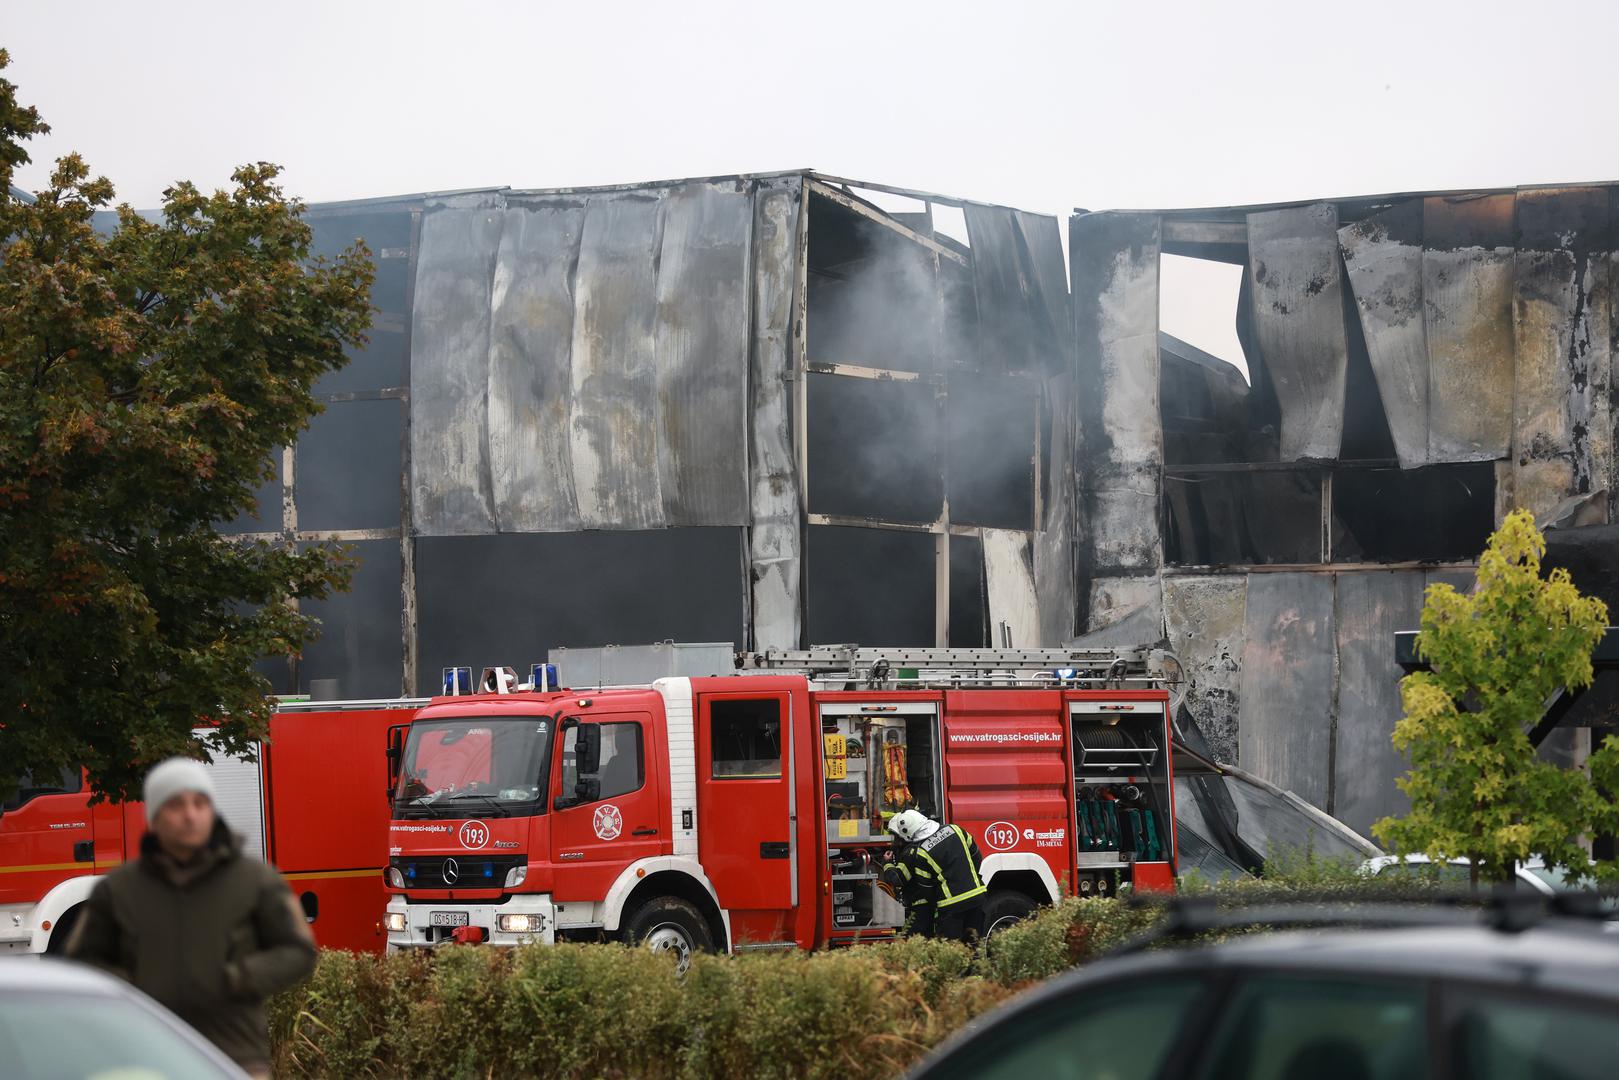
top-left (67, 820), bottom-right (316, 1069)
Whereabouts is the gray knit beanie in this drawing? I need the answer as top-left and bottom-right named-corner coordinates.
top-left (142, 757), bottom-right (215, 825)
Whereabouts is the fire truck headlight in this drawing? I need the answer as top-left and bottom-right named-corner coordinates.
top-left (503, 865), bottom-right (528, 889)
top-left (386, 867), bottom-right (406, 889)
top-left (497, 913), bottom-right (541, 934)
top-left (384, 912), bottom-right (407, 933)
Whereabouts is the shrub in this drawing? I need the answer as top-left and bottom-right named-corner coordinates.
top-left (270, 853), bottom-right (1441, 1077)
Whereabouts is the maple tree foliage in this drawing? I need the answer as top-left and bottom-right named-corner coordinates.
top-left (1375, 509), bottom-right (1618, 885)
top-left (0, 50), bottom-right (371, 801)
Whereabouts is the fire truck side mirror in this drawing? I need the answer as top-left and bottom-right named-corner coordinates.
top-left (576, 723), bottom-right (602, 776)
top-left (385, 724), bottom-right (408, 803)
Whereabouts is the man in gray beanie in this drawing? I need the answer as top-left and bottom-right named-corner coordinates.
top-left (68, 756), bottom-right (316, 1078)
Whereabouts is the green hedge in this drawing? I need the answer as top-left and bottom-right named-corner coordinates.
top-left (271, 861), bottom-right (1430, 1078)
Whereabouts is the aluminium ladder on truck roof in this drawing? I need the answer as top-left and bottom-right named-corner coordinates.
top-left (736, 645), bottom-right (1184, 692)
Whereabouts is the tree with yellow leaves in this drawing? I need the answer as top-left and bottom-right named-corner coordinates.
top-left (1375, 510), bottom-right (1618, 885)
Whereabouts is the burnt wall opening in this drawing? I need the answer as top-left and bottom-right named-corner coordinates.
top-left (1158, 236), bottom-right (1497, 569)
top-left (806, 373), bottom-right (942, 524)
top-left (805, 526), bottom-right (935, 646)
top-left (948, 533), bottom-right (987, 647)
top-left (415, 529), bottom-right (745, 696)
top-left (803, 182), bottom-right (1049, 646)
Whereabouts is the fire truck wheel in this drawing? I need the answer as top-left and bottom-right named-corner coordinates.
top-left (980, 891), bottom-right (1037, 938)
top-left (622, 897), bottom-right (713, 972)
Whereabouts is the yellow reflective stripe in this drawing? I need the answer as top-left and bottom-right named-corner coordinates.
top-left (937, 884), bottom-right (987, 908)
top-left (0, 861), bottom-right (119, 875)
top-left (938, 826), bottom-right (988, 906)
top-left (916, 848), bottom-right (953, 900)
top-left (954, 825), bottom-right (986, 891)
top-left (916, 827), bottom-right (988, 907)
top-left (281, 868), bottom-right (383, 882)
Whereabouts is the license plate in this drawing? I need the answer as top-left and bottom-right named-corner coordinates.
top-left (429, 911), bottom-right (469, 927)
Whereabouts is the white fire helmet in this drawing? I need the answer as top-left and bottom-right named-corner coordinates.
top-left (888, 809), bottom-right (940, 843)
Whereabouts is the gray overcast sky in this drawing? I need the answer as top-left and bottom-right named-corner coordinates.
top-left (8, 0), bottom-right (1619, 371)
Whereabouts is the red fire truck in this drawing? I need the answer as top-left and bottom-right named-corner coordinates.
top-left (0, 700), bottom-right (412, 955)
top-left (382, 647), bottom-right (1182, 956)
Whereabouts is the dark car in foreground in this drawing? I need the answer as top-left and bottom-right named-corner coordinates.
top-left (0, 957), bottom-right (249, 1079)
top-left (909, 902), bottom-right (1619, 1080)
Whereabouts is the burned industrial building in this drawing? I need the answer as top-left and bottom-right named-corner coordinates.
top-left (218, 172), bottom-right (1618, 842)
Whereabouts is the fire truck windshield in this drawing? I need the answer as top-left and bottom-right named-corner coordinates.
top-left (393, 716), bottom-right (552, 818)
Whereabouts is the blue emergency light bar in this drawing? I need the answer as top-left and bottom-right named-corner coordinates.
top-left (442, 666), bottom-right (472, 695)
top-left (530, 663), bottom-right (558, 691)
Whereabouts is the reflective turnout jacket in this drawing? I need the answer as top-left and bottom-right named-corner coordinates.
top-left (894, 822), bottom-right (986, 936)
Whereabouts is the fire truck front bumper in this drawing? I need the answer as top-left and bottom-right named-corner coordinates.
top-left (384, 895), bottom-right (557, 951)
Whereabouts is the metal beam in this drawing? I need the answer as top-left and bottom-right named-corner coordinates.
top-left (1164, 458), bottom-right (1402, 475)
top-left (1166, 561), bottom-right (1477, 577)
top-left (808, 180), bottom-right (969, 266)
top-left (805, 361), bottom-right (929, 383)
top-left (228, 528), bottom-right (403, 543)
top-left (807, 512), bottom-right (943, 534)
top-left (1161, 220), bottom-right (1248, 245)
top-left (399, 208), bottom-right (423, 697)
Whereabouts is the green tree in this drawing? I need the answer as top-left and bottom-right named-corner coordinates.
top-left (0, 50), bottom-right (371, 802)
top-left (1374, 509), bottom-right (1619, 885)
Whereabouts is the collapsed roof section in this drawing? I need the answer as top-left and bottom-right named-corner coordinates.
top-left (1076, 184), bottom-right (1616, 583)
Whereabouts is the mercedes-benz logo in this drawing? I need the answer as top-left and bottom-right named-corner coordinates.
top-left (442, 858), bottom-right (459, 885)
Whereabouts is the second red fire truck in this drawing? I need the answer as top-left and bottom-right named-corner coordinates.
top-left (382, 646), bottom-right (1183, 958)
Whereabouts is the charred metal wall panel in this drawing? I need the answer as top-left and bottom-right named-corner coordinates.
top-left (965, 205), bottom-right (1069, 374)
top-left (488, 200), bottom-right (585, 531)
top-left (1034, 375), bottom-right (1078, 644)
top-left (569, 194), bottom-right (666, 530)
top-left (747, 178), bottom-right (804, 650)
top-left (1339, 201), bottom-right (1428, 467)
top-left (1072, 212), bottom-right (1162, 578)
top-left (1163, 576), bottom-right (1246, 764)
top-left (1017, 211), bottom-right (1073, 369)
top-left (1422, 195), bottom-right (1516, 463)
top-left (982, 529), bottom-right (1041, 648)
top-left (1237, 573), bottom-right (1335, 809)
top-left (410, 181), bottom-right (774, 537)
top-left (1511, 186), bottom-right (1613, 522)
top-left (1082, 575), bottom-right (1163, 647)
top-left (1245, 203), bottom-right (1350, 461)
top-left (653, 184), bottom-right (754, 526)
top-left (1332, 571), bottom-right (1423, 836)
top-left (411, 204), bottom-right (502, 534)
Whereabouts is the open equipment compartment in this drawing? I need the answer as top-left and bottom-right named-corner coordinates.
top-left (1067, 697), bottom-right (1176, 897)
top-left (818, 699), bottom-right (943, 933)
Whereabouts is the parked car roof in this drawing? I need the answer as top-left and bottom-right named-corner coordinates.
top-left (910, 913), bottom-right (1619, 1079)
top-left (0, 958), bottom-right (249, 1079)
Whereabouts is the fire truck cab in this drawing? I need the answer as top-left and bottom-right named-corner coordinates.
top-left (383, 647), bottom-right (1180, 956)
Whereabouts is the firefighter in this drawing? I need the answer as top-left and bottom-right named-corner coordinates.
top-left (885, 809), bottom-right (987, 944)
